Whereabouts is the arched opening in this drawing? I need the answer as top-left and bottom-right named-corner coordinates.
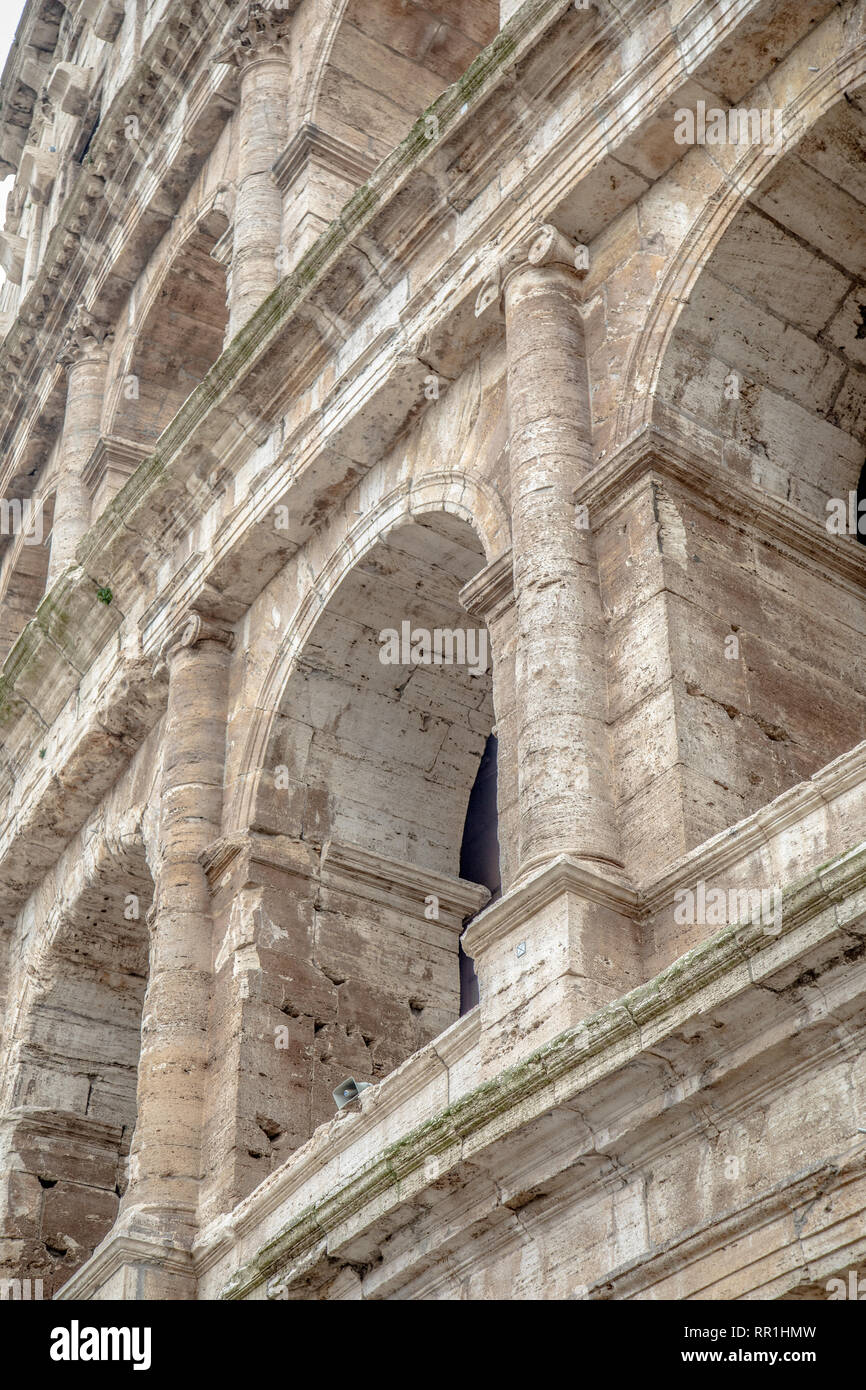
top-left (278, 0), bottom-right (500, 264)
top-left (0, 846), bottom-right (152, 1297)
top-left (656, 97), bottom-right (866, 527)
top-left (213, 511), bottom-right (497, 1199)
top-left (628, 93), bottom-right (866, 866)
top-left (310, 0), bottom-right (500, 162)
top-left (109, 225), bottom-right (228, 447)
top-left (0, 490), bottom-right (54, 663)
top-left (267, 512), bottom-right (494, 876)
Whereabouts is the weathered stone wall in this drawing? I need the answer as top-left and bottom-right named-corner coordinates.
top-left (0, 0), bottom-right (863, 1302)
top-left (600, 477), bottom-right (866, 880)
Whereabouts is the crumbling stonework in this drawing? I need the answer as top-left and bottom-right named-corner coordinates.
top-left (0, 0), bottom-right (864, 1301)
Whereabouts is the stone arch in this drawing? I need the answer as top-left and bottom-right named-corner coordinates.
top-left (298, 0), bottom-right (499, 162)
top-left (228, 469), bottom-right (509, 839)
top-left (266, 513), bottom-right (493, 871)
top-left (652, 83), bottom-right (866, 522)
top-left (604, 63), bottom-right (866, 858)
top-left (615, 47), bottom-right (866, 450)
top-left (105, 195), bottom-right (231, 446)
top-left (0, 488), bottom-right (54, 664)
top-left (0, 804), bottom-right (153, 1297)
top-left (203, 481), bottom-right (507, 1203)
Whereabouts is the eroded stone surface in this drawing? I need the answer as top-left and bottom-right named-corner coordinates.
top-left (0, 0), bottom-right (864, 1301)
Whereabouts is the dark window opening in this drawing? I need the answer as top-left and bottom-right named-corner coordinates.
top-left (458, 733), bottom-right (500, 1015)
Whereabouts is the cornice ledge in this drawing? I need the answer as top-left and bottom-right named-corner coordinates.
top-left (197, 1019), bottom-right (482, 1280)
top-left (641, 738), bottom-right (866, 914)
top-left (0, 7), bottom-right (63, 179)
top-left (200, 828), bottom-right (319, 890)
top-left (273, 123), bottom-right (378, 194)
top-left (0, 1106), bottom-right (123, 1148)
top-left (320, 839), bottom-right (489, 924)
top-left (459, 548), bottom-right (514, 622)
top-left (431, 1007), bottom-right (480, 1070)
top-left (0, 559), bottom-right (124, 698)
top-left (577, 425), bottom-right (866, 592)
top-left (194, 1035), bottom-right (456, 1283)
top-left (82, 433), bottom-right (152, 496)
top-left (463, 854), bottom-right (641, 960)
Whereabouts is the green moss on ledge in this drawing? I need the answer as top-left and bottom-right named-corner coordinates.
top-left (219, 840), bottom-right (866, 1300)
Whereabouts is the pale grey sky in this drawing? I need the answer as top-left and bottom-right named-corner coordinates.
top-left (0, 1), bottom-right (31, 280)
top-left (0, 0), bottom-right (26, 72)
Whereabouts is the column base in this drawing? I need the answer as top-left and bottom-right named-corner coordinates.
top-left (513, 848), bottom-right (628, 884)
top-left (55, 1212), bottom-right (196, 1301)
top-left (462, 855), bottom-right (642, 1077)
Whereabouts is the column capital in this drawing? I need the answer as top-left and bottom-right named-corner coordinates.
top-left (57, 306), bottom-right (113, 369)
top-left (474, 224), bottom-right (589, 321)
top-left (153, 610), bottom-right (236, 678)
top-left (214, 2), bottom-right (296, 68)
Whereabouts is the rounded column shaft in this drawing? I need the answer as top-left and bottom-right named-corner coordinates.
top-left (47, 320), bottom-right (110, 588)
top-left (503, 235), bottom-right (620, 877)
top-left (219, 7), bottom-right (294, 338)
top-left (122, 616), bottom-right (233, 1239)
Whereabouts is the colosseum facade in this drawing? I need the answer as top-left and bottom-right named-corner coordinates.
top-left (0, 0), bottom-right (864, 1303)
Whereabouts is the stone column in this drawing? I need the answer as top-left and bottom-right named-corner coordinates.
top-left (121, 611), bottom-right (234, 1250)
top-left (47, 310), bottom-right (111, 588)
top-left (460, 230), bottom-right (639, 1074)
top-left (480, 224), bottom-right (620, 880)
top-left (218, 4), bottom-right (294, 338)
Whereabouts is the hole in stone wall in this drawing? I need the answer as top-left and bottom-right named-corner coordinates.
top-left (256, 1115), bottom-right (283, 1142)
top-left (320, 967), bottom-right (346, 986)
